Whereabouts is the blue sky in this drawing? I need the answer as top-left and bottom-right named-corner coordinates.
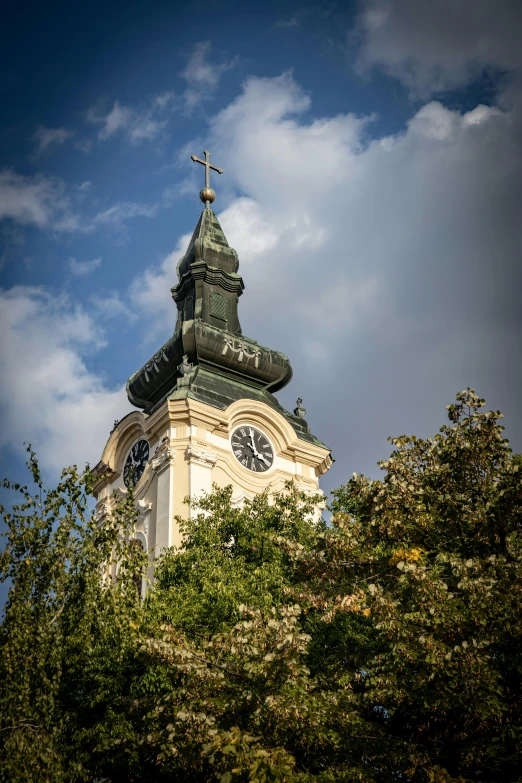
top-left (1, 0), bottom-right (522, 503)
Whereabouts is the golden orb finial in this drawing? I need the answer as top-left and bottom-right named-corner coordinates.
top-left (199, 186), bottom-right (216, 204)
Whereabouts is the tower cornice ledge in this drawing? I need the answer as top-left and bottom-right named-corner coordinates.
top-left (127, 320), bottom-right (293, 414)
top-left (172, 262), bottom-right (244, 301)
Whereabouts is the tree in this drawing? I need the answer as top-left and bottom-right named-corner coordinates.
top-left (0, 449), bottom-right (147, 782)
top-left (122, 487), bottom-right (377, 782)
top-left (1, 390), bottom-right (521, 783)
top-left (295, 389), bottom-right (522, 782)
top-left (150, 485), bottom-right (322, 636)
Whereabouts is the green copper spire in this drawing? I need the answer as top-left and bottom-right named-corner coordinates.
top-left (173, 207), bottom-right (242, 336)
top-left (125, 158), bottom-right (327, 449)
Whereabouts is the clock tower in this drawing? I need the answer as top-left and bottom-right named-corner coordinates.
top-left (91, 151), bottom-right (332, 583)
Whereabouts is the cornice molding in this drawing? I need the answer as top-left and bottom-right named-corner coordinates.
top-left (173, 262), bottom-right (244, 300)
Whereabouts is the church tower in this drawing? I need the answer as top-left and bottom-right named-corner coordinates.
top-left (91, 151), bottom-right (332, 582)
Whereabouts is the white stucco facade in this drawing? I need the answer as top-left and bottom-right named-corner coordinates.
top-left (92, 396), bottom-right (332, 585)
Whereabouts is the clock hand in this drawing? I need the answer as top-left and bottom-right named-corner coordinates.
top-left (249, 433), bottom-right (259, 456)
top-left (257, 453), bottom-right (268, 465)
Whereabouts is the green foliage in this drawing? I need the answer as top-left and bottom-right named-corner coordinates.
top-left (1, 390), bottom-right (521, 782)
top-left (151, 484), bottom-right (323, 635)
top-left (317, 389), bottom-right (522, 781)
top-left (0, 447), bottom-right (146, 782)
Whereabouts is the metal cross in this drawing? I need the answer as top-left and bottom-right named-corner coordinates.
top-left (190, 150), bottom-right (223, 206)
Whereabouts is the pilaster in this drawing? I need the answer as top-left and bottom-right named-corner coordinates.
top-left (151, 438), bottom-right (177, 555)
top-left (185, 444), bottom-right (218, 516)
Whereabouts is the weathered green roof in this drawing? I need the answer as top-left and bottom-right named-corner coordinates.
top-left (169, 366), bottom-right (328, 450)
top-left (176, 207), bottom-right (238, 279)
top-left (126, 205), bottom-right (328, 451)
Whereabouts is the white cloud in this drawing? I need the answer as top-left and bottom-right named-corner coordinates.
top-left (353, 0), bottom-right (522, 96)
top-left (93, 200), bottom-right (159, 225)
top-left (88, 94), bottom-right (172, 145)
top-left (52, 213), bottom-right (84, 232)
top-left (129, 72), bottom-right (522, 485)
top-left (215, 198), bottom-right (281, 261)
top-left (152, 91), bottom-right (175, 110)
top-left (67, 256), bottom-right (101, 276)
top-left (0, 170), bottom-right (56, 226)
top-left (94, 100), bottom-right (132, 140)
top-left (0, 286), bottom-right (129, 474)
top-left (128, 115), bottom-right (167, 144)
top-left (0, 169), bottom-right (80, 231)
top-left (77, 180), bottom-right (92, 192)
top-left (91, 292), bottom-right (137, 322)
top-left (181, 41), bottom-right (237, 113)
top-left (129, 231), bottom-right (191, 340)
top-left (5, 69), bottom-right (521, 488)
top-left (32, 125), bottom-right (74, 155)
top-left (162, 178), bottom-right (197, 205)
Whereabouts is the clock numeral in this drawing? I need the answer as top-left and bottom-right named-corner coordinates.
top-left (234, 449), bottom-right (242, 457)
top-left (240, 428), bottom-right (246, 437)
top-left (251, 460), bottom-right (256, 471)
top-left (242, 458), bottom-right (248, 466)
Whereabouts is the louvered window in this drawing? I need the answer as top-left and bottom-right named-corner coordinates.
top-left (211, 292), bottom-right (226, 321)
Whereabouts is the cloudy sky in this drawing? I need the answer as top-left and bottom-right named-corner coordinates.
top-left (1, 0), bottom-right (522, 498)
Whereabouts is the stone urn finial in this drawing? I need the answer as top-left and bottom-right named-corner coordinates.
top-left (176, 355), bottom-right (193, 389)
top-left (294, 398), bottom-right (306, 418)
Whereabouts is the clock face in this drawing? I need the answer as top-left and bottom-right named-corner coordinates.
top-left (231, 426), bottom-right (274, 473)
top-left (123, 439), bottom-right (149, 487)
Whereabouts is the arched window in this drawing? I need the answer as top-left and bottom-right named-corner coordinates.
top-left (210, 292), bottom-right (226, 321)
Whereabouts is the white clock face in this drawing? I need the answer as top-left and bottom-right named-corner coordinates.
top-left (123, 439), bottom-right (149, 487)
top-left (231, 426), bottom-right (274, 472)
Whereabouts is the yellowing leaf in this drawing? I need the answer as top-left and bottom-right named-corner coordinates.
top-left (389, 547), bottom-right (426, 565)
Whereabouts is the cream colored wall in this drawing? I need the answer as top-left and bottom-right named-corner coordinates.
top-left (92, 396), bottom-right (331, 579)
